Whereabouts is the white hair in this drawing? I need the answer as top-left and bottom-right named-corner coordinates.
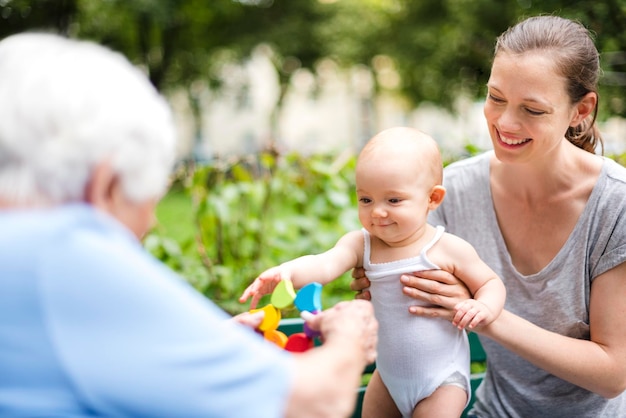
top-left (0, 32), bottom-right (176, 205)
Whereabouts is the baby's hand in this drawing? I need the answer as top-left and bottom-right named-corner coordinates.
top-left (452, 299), bottom-right (494, 330)
top-left (239, 267), bottom-right (291, 309)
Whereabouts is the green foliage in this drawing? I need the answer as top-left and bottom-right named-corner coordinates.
top-left (3, 1), bottom-right (626, 117)
top-left (146, 151), bottom-right (360, 315)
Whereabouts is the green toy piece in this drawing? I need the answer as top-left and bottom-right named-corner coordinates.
top-left (271, 279), bottom-right (297, 309)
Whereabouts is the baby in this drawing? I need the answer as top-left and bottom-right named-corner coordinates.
top-left (240, 127), bottom-right (505, 418)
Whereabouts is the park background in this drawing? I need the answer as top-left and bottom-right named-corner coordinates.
top-left (3, 0), bottom-right (626, 315)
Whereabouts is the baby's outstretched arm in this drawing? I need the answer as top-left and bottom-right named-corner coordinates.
top-left (239, 266), bottom-right (290, 309)
top-left (239, 230), bottom-right (364, 309)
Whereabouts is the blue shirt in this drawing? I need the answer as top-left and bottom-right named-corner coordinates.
top-left (0, 204), bottom-right (293, 417)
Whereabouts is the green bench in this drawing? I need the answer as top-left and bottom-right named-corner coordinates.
top-left (277, 318), bottom-right (486, 418)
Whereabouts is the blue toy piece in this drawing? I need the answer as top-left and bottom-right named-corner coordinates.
top-left (294, 282), bottom-right (323, 313)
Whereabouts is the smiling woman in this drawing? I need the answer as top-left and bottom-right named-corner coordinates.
top-left (484, 49), bottom-right (597, 164)
top-left (351, 15), bottom-right (626, 418)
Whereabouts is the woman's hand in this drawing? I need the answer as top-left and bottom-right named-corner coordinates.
top-left (350, 267), bottom-right (371, 301)
top-left (401, 269), bottom-right (471, 321)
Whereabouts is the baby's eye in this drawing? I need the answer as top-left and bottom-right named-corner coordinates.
top-left (388, 198), bottom-right (401, 204)
top-left (359, 197), bottom-right (372, 204)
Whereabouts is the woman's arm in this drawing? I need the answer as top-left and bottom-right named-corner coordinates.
top-left (481, 262), bottom-right (626, 398)
top-left (399, 266), bottom-right (626, 398)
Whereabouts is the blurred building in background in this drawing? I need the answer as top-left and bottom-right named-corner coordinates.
top-left (171, 45), bottom-right (626, 162)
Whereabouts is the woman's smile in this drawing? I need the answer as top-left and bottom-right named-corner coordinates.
top-left (497, 129), bottom-right (532, 147)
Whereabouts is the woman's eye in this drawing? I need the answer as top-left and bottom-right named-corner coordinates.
top-left (525, 108), bottom-right (546, 116)
top-left (488, 94), bottom-right (505, 103)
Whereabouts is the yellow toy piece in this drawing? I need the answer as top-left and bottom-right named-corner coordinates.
top-left (251, 304), bottom-right (281, 331)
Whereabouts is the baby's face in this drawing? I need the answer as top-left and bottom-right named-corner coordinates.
top-left (355, 159), bottom-right (434, 246)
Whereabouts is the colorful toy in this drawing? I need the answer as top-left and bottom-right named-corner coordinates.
top-left (284, 332), bottom-right (315, 352)
top-left (271, 279), bottom-right (297, 309)
top-left (251, 282), bottom-right (323, 352)
top-left (250, 304), bottom-right (281, 331)
top-left (263, 329), bottom-right (289, 347)
top-left (294, 282), bottom-right (322, 312)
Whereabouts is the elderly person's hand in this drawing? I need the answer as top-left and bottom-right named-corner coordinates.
top-left (231, 310), bottom-right (265, 329)
top-left (305, 300), bottom-right (378, 364)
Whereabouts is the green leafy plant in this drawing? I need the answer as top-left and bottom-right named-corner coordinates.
top-left (147, 149), bottom-right (360, 315)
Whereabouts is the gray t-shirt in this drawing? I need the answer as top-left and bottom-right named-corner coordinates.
top-left (429, 151), bottom-right (626, 418)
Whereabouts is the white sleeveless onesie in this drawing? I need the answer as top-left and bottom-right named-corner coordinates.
top-left (364, 226), bottom-right (470, 417)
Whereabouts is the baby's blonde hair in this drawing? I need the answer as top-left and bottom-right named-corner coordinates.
top-left (358, 127), bottom-right (443, 186)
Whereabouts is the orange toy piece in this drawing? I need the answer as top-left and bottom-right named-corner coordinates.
top-left (284, 332), bottom-right (314, 352)
top-left (264, 329), bottom-right (289, 348)
top-left (251, 304), bottom-right (281, 331)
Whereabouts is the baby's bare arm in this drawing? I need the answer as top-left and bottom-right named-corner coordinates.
top-left (239, 231), bottom-right (363, 308)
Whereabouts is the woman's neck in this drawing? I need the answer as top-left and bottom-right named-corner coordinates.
top-left (491, 142), bottom-right (600, 204)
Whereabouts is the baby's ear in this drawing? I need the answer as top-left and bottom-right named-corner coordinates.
top-left (428, 185), bottom-right (446, 209)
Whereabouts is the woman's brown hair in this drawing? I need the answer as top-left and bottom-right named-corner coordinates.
top-left (495, 16), bottom-right (603, 154)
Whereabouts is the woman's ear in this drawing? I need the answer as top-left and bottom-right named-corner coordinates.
top-left (570, 92), bottom-right (597, 127)
top-left (428, 185), bottom-right (446, 210)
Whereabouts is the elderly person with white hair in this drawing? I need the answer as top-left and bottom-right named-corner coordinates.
top-left (0, 32), bottom-right (377, 418)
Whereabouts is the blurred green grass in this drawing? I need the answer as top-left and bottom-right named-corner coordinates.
top-left (153, 185), bottom-right (195, 243)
